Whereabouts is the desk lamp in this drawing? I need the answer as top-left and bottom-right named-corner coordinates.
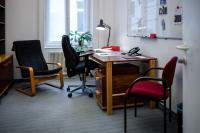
top-left (96, 19), bottom-right (111, 46)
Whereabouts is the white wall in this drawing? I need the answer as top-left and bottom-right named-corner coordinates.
top-left (92, 0), bottom-right (115, 48)
top-left (6, 0), bottom-right (39, 78)
top-left (113, 0), bottom-right (183, 112)
top-left (182, 0), bottom-right (200, 132)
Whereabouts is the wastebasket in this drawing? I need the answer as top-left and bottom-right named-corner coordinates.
top-left (177, 103), bottom-right (183, 133)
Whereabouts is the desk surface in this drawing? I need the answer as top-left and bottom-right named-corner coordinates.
top-left (91, 52), bottom-right (156, 63)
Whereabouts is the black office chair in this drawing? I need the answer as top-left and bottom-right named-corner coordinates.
top-left (12, 40), bottom-right (64, 96)
top-left (61, 35), bottom-right (97, 98)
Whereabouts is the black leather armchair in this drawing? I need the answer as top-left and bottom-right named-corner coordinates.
top-left (61, 35), bottom-right (97, 98)
top-left (12, 40), bottom-right (64, 96)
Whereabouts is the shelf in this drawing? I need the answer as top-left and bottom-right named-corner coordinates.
top-left (0, 38), bottom-right (5, 41)
top-left (0, 0), bottom-right (5, 8)
top-left (133, 35), bottom-right (182, 40)
top-left (141, 36), bottom-right (157, 39)
top-left (0, 4), bottom-right (5, 9)
top-left (0, 21), bottom-right (5, 24)
top-left (0, 0), bottom-right (5, 54)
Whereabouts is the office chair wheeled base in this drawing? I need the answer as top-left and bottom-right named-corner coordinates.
top-left (67, 84), bottom-right (95, 98)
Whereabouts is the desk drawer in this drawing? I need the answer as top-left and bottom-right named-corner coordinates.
top-left (97, 63), bottom-right (139, 75)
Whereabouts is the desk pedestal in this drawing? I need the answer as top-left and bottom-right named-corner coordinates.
top-left (95, 63), bottom-right (143, 110)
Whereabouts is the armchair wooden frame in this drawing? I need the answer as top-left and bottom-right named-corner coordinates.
top-left (16, 62), bottom-right (64, 96)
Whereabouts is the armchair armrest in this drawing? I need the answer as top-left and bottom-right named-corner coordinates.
top-left (17, 66), bottom-right (34, 72)
top-left (46, 62), bottom-right (62, 67)
top-left (142, 67), bottom-right (164, 76)
top-left (16, 66), bottom-right (34, 78)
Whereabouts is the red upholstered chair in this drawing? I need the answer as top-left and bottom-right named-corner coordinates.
top-left (124, 56), bottom-right (178, 133)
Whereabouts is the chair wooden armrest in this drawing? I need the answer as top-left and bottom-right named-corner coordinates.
top-left (46, 62), bottom-right (62, 67)
top-left (16, 66), bottom-right (34, 76)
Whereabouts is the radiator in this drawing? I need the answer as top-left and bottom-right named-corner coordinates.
top-left (47, 52), bottom-right (66, 73)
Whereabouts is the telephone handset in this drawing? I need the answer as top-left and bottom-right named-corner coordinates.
top-left (127, 47), bottom-right (141, 56)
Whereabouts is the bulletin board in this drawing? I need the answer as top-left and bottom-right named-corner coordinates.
top-left (127, 0), bottom-right (182, 39)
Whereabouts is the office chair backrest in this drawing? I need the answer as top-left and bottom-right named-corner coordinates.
top-left (12, 40), bottom-right (48, 78)
top-left (162, 56), bottom-right (178, 88)
top-left (61, 35), bottom-right (80, 77)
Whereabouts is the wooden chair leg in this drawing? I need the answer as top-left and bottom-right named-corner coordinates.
top-left (16, 86), bottom-right (35, 96)
top-left (30, 71), bottom-right (36, 96)
top-left (44, 72), bottom-right (64, 89)
top-left (59, 71), bottom-right (64, 89)
top-left (169, 87), bottom-right (172, 122)
top-left (134, 98), bottom-right (137, 117)
top-left (16, 69), bottom-right (36, 96)
top-left (25, 67), bottom-right (36, 96)
top-left (164, 99), bottom-right (167, 133)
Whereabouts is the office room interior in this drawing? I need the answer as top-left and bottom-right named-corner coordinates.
top-left (0, 0), bottom-right (200, 133)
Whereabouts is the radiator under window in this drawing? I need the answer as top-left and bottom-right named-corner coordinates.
top-left (47, 52), bottom-right (66, 73)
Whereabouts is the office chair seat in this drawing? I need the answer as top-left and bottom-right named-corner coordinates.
top-left (74, 61), bottom-right (87, 73)
top-left (126, 81), bottom-right (169, 100)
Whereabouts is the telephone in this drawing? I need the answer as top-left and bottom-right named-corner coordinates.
top-left (127, 47), bottom-right (141, 56)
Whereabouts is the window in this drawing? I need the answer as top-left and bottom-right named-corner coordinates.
top-left (45, 0), bottom-right (91, 48)
top-left (70, 0), bottom-right (90, 33)
top-left (46, 0), bottom-right (66, 44)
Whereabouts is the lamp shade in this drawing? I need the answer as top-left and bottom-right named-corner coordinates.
top-left (96, 19), bottom-right (106, 30)
top-left (96, 19), bottom-right (111, 46)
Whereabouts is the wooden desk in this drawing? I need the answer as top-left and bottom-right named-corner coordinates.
top-left (90, 52), bottom-right (157, 115)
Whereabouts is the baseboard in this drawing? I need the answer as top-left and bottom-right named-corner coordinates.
top-left (158, 101), bottom-right (177, 120)
top-left (13, 78), bottom-right (30, 83)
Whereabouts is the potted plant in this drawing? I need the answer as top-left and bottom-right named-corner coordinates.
top-left (69, 31), bottom-right (92, 47)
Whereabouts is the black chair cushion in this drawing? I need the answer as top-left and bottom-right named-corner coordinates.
top-left (74, 61), bottom-right (86, 73)
top-left (34, 67), bottom-right (62, 76)
top-left (12, 40), bottom-right (61, 78)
